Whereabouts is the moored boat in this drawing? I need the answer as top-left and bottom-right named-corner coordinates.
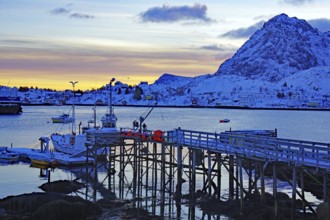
top-left (51, 113), bottom-right (74, 123)
top-left (29, 155), bottom-right (58, 167)
top-left (51, 79), bottom-right (119, 157)
top-left (0, 147), bottom-right (19, 162)
top-left (0, 86), bottom-right (22, 114)
top-left (0, 103), bottom-right (22, 115)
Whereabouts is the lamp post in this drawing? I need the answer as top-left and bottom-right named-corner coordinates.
top-left (109, 78), bottom-right (115, 115)
top-left (69, 81), bottom-right (78, 133)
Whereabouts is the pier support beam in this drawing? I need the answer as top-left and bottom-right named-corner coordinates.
top-left (292, 165), bottom-right (297, 220)
top-left (273, 163), bottom-right (278, 220)
top-left (239, 158), bottom-right (244, 215)
top-left (229, 155), bottom-right (234, 200)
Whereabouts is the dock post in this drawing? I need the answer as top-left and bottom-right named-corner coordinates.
top-left (273, 163), bottom-right (278, 220)
top-left (177, 146), bottom-right (182, 197)
top-left (248, 160), bottom-right (252, 191)
top-left (229, 155), bottom-right (234, 200)
top-left (217, 154), bottom-right (222, 199)
top-left (292, 164), bottom-right (297, 220)
top-left (300, 170), bottom-right (306, 214)
top-left (133, 140), bottom-right (137, 198)
top-left (160, 143), bottom-right (165, 216)
top-left (324, 172), bottom-right (328, 202)
top-left (119, 140), bottom-right (124, 199)
top-left (236, 160), bottom-right (239, 199)
top-left (260, 162), bottom-right (265, 203)
top-left (208, 150), bottom-right (212, 196)
top-left (176, 145), bottom-right (183, 220)
top-left (145, 141), bottom-right (150, 200)
top-left (47, 169), bottom-right (51, 183)
top-left (239, 158), bottom-right (244, 215)
top-left (192, 149), bottom-right (196, 196)
top-left (153, 143), bottom-right (158, 201)
top-left (169, 145), bottom-right (173, 197)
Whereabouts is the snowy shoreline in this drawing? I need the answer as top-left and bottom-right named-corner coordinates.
top-left (20, 103), bottom-right (330, 111)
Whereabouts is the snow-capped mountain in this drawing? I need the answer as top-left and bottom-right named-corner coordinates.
top-left (12, 14), bottom-right (330, 109)
top-left (215, 13), bottom-right (330, 82)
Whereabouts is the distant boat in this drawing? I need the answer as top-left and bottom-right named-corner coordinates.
top-left (219, 118), bottom-right (230, 123)
top-left (51, 113), bottom-right (74, 123)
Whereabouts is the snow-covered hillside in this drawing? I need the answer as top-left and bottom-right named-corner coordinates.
top-left (7, 14), bottom-right (330, 109)
top-left (215, 14), bottom-right (330, 82)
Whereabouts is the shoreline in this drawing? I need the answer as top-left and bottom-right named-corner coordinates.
top-left (20, 103), bottom-right (330, 111)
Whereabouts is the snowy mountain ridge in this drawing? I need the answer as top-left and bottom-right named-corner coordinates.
top-left (5, 14), bottom-right (330, 109)
top-left (215, 13), bottom-right (330, 82)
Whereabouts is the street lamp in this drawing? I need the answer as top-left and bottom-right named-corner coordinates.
top-left (69, 81), bottom-right (78, 133)
top-left (109, 78), bottom-right (115, 115)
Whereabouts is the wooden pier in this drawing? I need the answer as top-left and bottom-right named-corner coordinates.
top-left (78, 127), bottom-right (330, 219)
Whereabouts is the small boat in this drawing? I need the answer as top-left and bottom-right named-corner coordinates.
top-left (51, 113), bottom-right (74, 123)
top-left (0, 149), bottom-right (19, 162)
top-left (219, 118), bottom-right (230, 123)
top-left (29, 155), bottom-right (58, 167)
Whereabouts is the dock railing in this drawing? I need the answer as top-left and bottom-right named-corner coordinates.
top-left (166, 128), bottom-right (330, 171)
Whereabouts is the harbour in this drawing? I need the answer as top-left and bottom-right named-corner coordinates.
top-left (1, 105), bottom-right (330, 219)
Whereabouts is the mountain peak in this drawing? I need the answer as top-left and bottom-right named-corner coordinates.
top-left (268, 13), bottom-right (290, 22)
top-left (215, 14), bottom-right (330, 82)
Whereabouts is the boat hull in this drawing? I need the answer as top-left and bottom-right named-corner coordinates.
top-left (51, 118), bottom-right (74, 123)
top-left (0, 153), bottom-right (19, 161)
top-left (0, 104), bottom-right (22, 115)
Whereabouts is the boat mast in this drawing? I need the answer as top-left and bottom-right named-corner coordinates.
top-left (69, 81), bottom-right (78, 134)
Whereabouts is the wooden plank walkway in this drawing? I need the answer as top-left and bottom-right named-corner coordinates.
top-left (166, 129), bottom-right (330, 172)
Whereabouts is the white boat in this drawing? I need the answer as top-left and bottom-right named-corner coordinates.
top-left (51, 113), bottom-right (74, 123)
top-left (7, 139), bottom-right (94, 167)
top-left (0, 147), bottom-right (19, 162)
top-left (51, 79), bottom-right (119, 157)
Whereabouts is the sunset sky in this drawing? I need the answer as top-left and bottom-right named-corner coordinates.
top-left (1, 0), bottom-right (330, 90)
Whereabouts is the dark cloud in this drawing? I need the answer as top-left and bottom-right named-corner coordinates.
top-left (282, 0), bottom-right (313, 5)
top-left (70, 13), bottom-right (94, 19)
top-left (50, 7), bottom-right (71, 15)
top-left (201, 45), bottom-right (224, 51)
top-left (140, 4), bottom-right (213, 23)
top-left (308, 18), bottom-right (330, 32)
top-left (220, 21), bottom-right (265, 39)
top-left (200, 44), bottom-right (237, 61)
top-left (200, 44), bottom-right (237, 51)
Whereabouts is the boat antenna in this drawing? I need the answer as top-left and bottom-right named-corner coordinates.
top-left (69, 81), bottom-right (78, 134)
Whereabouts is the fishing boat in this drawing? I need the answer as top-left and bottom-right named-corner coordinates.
top-left (219, 118), bottom-right (230, 123)
top-left (0, 86), bottom-right (23, 114)
top-left (51, 113), bottom-right (74, 123)
top-left (0, 103), bottom-right (22, 115)
top-left (51, 79), bottom-right (119, 157)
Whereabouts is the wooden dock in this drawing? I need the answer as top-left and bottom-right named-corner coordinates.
top-left (79, 127), bottom-right (330, 219)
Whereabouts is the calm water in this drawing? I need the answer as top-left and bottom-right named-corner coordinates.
top-left (1, 105), bottom-right (329, 201)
